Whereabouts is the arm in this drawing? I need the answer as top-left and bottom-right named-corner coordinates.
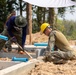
top-left (44, 31), bottom-right (55, 56)
top-left (46, 31), bottom-right (55, 52)
top-left (22, 25), bottom-right (27, 48)
top-left (6, 16), bottom-right (16, 37)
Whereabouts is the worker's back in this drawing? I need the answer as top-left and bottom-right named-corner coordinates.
top-left (54, 30), bottom-right (73, 51)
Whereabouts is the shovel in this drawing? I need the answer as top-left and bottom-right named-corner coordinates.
top-left (15, 42), bottom-right (33, 59)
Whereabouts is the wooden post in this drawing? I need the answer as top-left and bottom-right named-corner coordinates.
top-left (48, 8), bottom-right (55, 29)
top-left (28, 4), bottom-right (32, 44)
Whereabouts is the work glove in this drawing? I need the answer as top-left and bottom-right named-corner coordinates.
top-left (11, 36), bottom-right (17, 43)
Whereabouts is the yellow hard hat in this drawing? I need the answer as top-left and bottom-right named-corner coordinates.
top-left (40, 23), bottom-right (50, 33)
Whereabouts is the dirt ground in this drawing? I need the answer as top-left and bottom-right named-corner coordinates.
top-left (26, 32), bottom-right (76, 75)
top-left (28, 60), bottom-right (76, 75)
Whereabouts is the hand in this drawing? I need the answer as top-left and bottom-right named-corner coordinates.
top-left (11, 36), bottom-right (17, 43)
top-left (44, 51), bottom-right (51, 56)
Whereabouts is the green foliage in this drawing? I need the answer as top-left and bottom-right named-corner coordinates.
top-left (6, 0), bottom-right (16, 12)
top-left (16, 0), bottom-right (26, 11)
top-left (65, 30), bottom-right (76, 40)
top-left (72, 30), bottom-right (76, 39)
top-left (0, 0), bottom-right (18, 32)
top-left (0, 22), bottom-right (4, 33)
top-left (53, 18), bottom-right (76, 40)
top-left (58, 8), bottom-right (66, 18)
top-left (0, 0), bottom-right (7, 23)
top-left (32, 19), bottom-right (39, 33)
top-left (62, 20), bottom-right (76, 40)
top-left (56, 19), bottom-right (65, 33)
top-left (32, 7), bottom-right (48, 32)
top-left (35, 7), bottom-right (44, 26)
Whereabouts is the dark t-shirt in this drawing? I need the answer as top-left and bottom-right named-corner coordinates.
top-left (6, 16), bottom-right (27, 46)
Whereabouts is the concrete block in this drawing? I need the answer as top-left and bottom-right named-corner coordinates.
top-left (0, 61), bottom-right (20, 70)
top-left (36, 49), bottom-right (45, 58)
top-left (0, 60), bottom-right (36, 75)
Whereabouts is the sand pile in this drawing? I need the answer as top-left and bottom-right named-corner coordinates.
top-left (28, 60), bottom-right (76, 75)
top-left (26, 32), bottom-right (48, 44)
top-left (26, 32), bottom-right (76, 45)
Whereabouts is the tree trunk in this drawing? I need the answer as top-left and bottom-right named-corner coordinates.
top-left (43, 8), bottom-right (46, 22)
top-left (19, 0), bottom-right (22, 15)
top-left (26, 3), bottom-right (32, 44)
top-left (48, 8), bottom-right (55, 29)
